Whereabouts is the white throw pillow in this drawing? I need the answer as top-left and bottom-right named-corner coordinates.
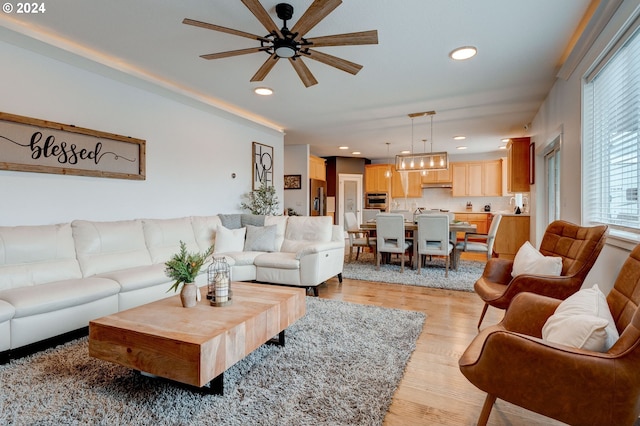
top-left (213, 226), bottom-right (246, 253)
top-left (244, 225), bottom-right (277, 252)
top-left (542, 284), bottom-right (619, 352)
top-left (511, 241), bottom-right (563, 277)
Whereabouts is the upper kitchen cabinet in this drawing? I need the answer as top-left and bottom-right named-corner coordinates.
top-left (507, 137), bottom-right (530, 193)
top-left (391, 169), bottom-right (422, 198)
top-left (452, 160), bottom-right (502, 197)
top-left (364, 164), bottom-right (391, 193)
top-left (421, 168), bottom-right (453, 184)
top-left (309, 155), bottom-right (326, 181)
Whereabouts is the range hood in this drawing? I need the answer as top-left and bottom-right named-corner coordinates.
top-left (421, 182), bottom-right (453, 189)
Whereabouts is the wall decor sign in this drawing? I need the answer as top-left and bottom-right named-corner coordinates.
top-left (252, 141), bottom-right (273, 190)
top-left (284, 174), bottom-right (301, 190)
top-left (0, 112), bottom-right (146, 180)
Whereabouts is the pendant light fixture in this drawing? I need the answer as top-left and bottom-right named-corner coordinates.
top-left (394, 111), bottom-right (449, 172)
top-left (385, 142), bottom-right (392, 177)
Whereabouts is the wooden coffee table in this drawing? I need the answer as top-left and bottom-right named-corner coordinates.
top-left (89, 282), bottom-right (305, 394)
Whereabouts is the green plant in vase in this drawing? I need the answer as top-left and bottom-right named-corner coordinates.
top-left (165, 241), bottom-right (214, 293)
top-left (241, 182), bottom-right (280, 215)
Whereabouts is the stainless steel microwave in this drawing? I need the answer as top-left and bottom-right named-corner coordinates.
top-left (365, 192), bottom-right (388, 209)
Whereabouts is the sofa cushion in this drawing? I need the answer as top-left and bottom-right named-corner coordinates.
top-left (0, 300), bottom-right (15, 323)
top-left (98, 263), bottom-right (169, 293)
top-left (72, 220), bottom-right (153, 277)
top-left (219, 214), bottom-right (242, 229)
top-left (511, 241), bottom-right (563, 277)
top-left (281, 216), bottom-right (333, 253)
top-left (542, 284), bottom-right (619, 352)
top-left (0, 277), bottom-right (120, 318)
top-left (214, 226), bottom-right (246, 253)
top-left (191, 215), bottom-right (222, 253)
top-left (254, 252), bottom-right (300, 270)
top-left (244, 225), bottom-right (277, 252)
top-left (0, 223), bottom-right (82, 290)
top-left (265, 215), bottom-right (288, 251)
top-left (142, 217), bottom-right (199, 263)
top-left (223, 251), bottom-right (263, 266)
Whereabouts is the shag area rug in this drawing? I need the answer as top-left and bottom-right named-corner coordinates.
top-left (0, 297), bottom-right (425, 425)
top-left (342, 252), bottom-right (485, 291)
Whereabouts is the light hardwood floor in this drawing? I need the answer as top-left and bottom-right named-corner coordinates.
top-left (318, 253), bottom-right (565, 426)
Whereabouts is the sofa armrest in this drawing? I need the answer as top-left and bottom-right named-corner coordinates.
top-left (501, 292), bottom-right (562, 337)
top-left (295, 241), bottom-right (344, 260)
top-left (482, 258), bottom-right (514, 285)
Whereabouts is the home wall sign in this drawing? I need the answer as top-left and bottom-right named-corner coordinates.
top-left (252, 141), bottom-right (273, 190)
top-left (0, 112), bottom-right (146, 180)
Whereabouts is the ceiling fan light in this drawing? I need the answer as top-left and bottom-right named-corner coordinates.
top-left (275, 45), bottom-right (296, 58)
top-left (254, 87), bottom-right (273, 96)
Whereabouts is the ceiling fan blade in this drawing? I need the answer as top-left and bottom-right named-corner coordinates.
top-left (288, 58), bottom-right (318, 87)
top-left (291, 0), bottom-right (342, 40)
top-left (251, 53), bottom-right (280, 82)
top-left (182, 18), bottom-right (265, 41)
top-left (241, 0), bottom-right (283, 38)
top-left (200, 47), bottom-right (265, 60)
top-left (306, 30), bottom-right (378, 47)
top-left (304, 49), bottom-right (363, 75)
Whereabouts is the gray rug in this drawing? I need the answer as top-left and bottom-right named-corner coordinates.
top-left (342, 252), bottom-right (485, 291)
top-left (0, 297), bottom-right (425, 425)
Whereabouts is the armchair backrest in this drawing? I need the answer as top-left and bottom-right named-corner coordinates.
top-left (538, 220), bottom-right (608, 279)
top-left (607, 244), bottom-right (640, 338)
top-left (344, 212), bottom-right (358, 232)
top-left (486, 214), bottom-right (502, 255)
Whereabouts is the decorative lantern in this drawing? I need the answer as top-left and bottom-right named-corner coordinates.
top-left (207, 257), bottom-right (232, 306)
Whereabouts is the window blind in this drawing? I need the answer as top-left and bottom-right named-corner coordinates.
top-left (583, 24), bottom-right (640, 232)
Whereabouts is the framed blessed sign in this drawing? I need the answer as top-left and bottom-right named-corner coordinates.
top-left (0, 112), bottom-right (146, 180)
top-left (252, 141), bottom-right (273, 190)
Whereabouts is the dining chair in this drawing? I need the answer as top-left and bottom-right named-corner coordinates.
top-left (344, 211), bottom-right (375, 262)
top-left (375, 213), bottom-right (412, 273)
top-left (454, 214), bottom-right (502, 267)
top-left (362, 208), bottom-right (380, 223)
top-left (415, 214), bottom-right (454, 277)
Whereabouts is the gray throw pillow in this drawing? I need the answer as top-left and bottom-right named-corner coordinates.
top-left (244, 225), bottom-right (277, 252)
top-left (241, 214), bottom-right (265, 227)
top-left (219, 214), bottom-right (242, 229)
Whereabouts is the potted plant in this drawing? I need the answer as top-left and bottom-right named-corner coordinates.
top-left (165, 241), bottom-right (214, 307)
top-left (241, 182), bottom-right (280, 215)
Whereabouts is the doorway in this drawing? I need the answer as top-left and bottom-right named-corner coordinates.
top-left (544, 135), bottom-right (561, 225)
top-left (338, 174), bottom-right (363, 230)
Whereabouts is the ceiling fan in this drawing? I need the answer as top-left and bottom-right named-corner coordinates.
top-left (183, 0), bottom-right (378, 87)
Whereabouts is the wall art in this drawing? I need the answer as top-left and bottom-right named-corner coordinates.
top-left (0, 112), bottom-right (145, 180)
top-left (252, 141), bottom-right (273, 190)
top-left (284, 174), bottom-right (301, 190)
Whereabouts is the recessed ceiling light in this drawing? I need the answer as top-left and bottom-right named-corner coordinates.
top-left (401, 150), bottom-right (410, 154)
top-left (501, 138), bottom-right (510, 143)
top-left (254, 87), bottom-right (273, 96)
top-left (449, 46), bottom-right (477, 61)
top-left (499, 145), bottom-right (507, 150)
top-left (351, 151), bottom-right (361, 155)
top-left (457, 146), bottom-right (468, 150)
top-left (453, 136), bottom-right (466, 140)
top-left (339, 146), bottom-right (349, 150)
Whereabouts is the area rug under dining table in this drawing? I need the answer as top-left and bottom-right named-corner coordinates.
top-left (342, 252), bottom-right (486, 291)
top-left (0, 297), bottom-right (425, 425)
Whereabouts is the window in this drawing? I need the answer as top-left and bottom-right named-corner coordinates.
top-left (583, 22), bottom-right (640, 233)
top-left (545, 136), bottom-right (561, 224)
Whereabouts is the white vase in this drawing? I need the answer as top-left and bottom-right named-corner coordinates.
top-left (180, 283), bottom-right (198, 308)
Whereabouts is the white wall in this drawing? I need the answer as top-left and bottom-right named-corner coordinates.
top-left (0, 39), bottom-right (284, 226)
top-left (529, 0), bottom-right (640, 293)
top-left (283, 144), bottom-right (310, 215)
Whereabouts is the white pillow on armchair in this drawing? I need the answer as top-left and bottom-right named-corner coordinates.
top-left (511, 241), bottom-right (563, 277)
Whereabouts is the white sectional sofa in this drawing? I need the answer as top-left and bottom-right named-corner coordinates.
top-left (0, 214), bottom-right (344, 362)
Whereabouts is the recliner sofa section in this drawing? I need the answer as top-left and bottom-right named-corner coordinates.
top-left (0, 214), bottom-right (344, 362)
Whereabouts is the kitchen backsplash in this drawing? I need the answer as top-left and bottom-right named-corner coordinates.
top-left (389, 188), bottom-right (529, 213)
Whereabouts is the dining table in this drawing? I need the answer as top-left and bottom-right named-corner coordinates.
top-left (360, 220), bottom-right (477, 270)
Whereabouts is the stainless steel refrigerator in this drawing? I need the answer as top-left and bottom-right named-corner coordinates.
top-left (310, 179), bottom-right (327, 216)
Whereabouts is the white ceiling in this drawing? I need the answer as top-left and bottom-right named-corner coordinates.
top-left (0, 0), bottom-right (592, 160)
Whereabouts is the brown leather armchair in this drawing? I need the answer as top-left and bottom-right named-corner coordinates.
top-left (459, 243), bottom-right (640, 426)
top-left (474, 220), bottom-right (608, 328)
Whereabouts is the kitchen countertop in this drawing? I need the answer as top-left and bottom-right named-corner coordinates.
top-left (453, 211), bottom-right (530, 216)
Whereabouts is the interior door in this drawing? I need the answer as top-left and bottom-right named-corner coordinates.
top-left (338, 174), bottom-right (363, 230)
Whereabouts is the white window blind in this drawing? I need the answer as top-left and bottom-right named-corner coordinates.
top-left (583, 24), bottom-right (640, 232)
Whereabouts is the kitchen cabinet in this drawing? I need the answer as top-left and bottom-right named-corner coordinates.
top-left (391, 170), bottom-right (422, 198)
top-left (421, 168), bottom-right (452, 184)
top-left (452, 160), bottom-right (503, 197)
top-left (309, 155), bottom-right (326, 181)
top-left (454, 213), bottom-right (490, 241)
top-left (507, 137), bottom-right (530, 193)
top-left (364, 164), bottom-right (391, 193)
top-left (493, 215), bottom-right (530, 259)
